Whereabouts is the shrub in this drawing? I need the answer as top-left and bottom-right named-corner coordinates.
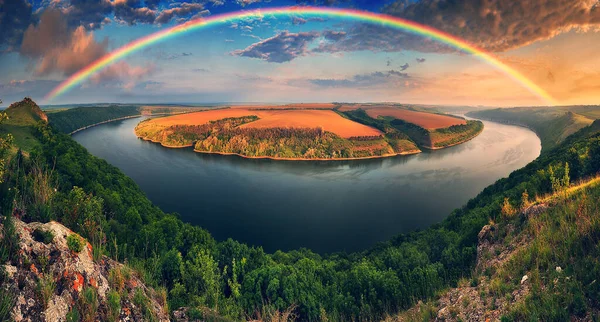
top-left (108, 267), bottom-right (125, 292)
top-left (67, 234), bottom-right (84, 253)
top-left (65, 307), bottom-right (80, 322)
top-left (133, 289), bottom-right (155, 321)
top-left (32, 228), bottom-right (54, 244)
top-left (106, 290), bottom-right (121, 322)
top-left (78, 287), bottom-right (98, 322)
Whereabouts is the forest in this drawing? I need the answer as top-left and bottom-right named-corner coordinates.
top-left (2, 98), bottom-right (600, 320)
top-left (47, 105), bottom-right (142, 134)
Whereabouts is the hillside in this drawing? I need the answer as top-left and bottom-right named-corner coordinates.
top-left (1, 98), bottom-right (600, 321)
top-left (0, 97), bottom-right (47, 153)
top-left (467, 107), bottom-right (596, 151)
top-left (340, 108), bottom-right (483, 149)
top-left (392, 176), bottom-right (600, 321)
top-left (46, 104), bottom-right (199, 134)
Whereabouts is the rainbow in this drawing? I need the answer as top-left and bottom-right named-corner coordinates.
top-left (45, 7), bottom-right (557, 105)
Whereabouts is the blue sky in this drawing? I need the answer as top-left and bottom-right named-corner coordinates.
top-left (1, 0), bottom-right (600, 106)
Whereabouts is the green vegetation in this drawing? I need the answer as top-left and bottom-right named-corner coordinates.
top-left (47, 105), bottom-right (141, 134)
top-left (2, 98), bottom-right (600, 320)
top-left (46, 104), bottom-right (200, 134)
top-left (32, 228), bottom-right (54, 244)
top-left (0, 97), bottom-right (45, 153)
top-left (106, 290), bottom-right (121, 322)
top-left (468, 107), bottom-right (596, 151)
top-left (36, 273), bottom-right (56, 309)
top-left (341, 108), bottom-right (483, 149)
top-left (136, 115), bottom-right (419, 159)
top-left (67, 234), bottom-right (84, 253)
top-left (78, 287), bottom-right (99, 322)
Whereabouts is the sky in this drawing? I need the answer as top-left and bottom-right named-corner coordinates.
top-left (1, 0), bottom-right (600, 107)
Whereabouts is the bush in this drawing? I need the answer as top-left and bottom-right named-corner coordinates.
top-left (67, 234), bottom-right (84, 253)
top-left (106, 290), bottom-right (121, 322)
top-left (78, 287), bottom-right (98, 322)
top-left (108, 267), bottom-right (125, 292)
top-left (32, 228), bottom-right (54, 244)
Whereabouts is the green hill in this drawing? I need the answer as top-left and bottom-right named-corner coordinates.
top-left (0, 97), bottom-right (47, 153)
top-left (467, 107), bottom-right (596, 151)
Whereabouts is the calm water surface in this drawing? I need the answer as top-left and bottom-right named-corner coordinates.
top-left (73, 117), bottom-right (541, 253)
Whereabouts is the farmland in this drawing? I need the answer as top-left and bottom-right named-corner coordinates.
top-left (365, 107), bottom-right (466, 129)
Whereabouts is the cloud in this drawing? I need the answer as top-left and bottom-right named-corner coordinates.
top-left (20, 9), bottom-right (108, 75)
top-left (89, 61), bottom-right (155, 84)
top-left (62, 0), bottom-right (113, 30)
top-left (236, 0), bottom-right (265, 7)
top-left (399, 63), bottom-right (409, 71)
top-left (314, 24), bottom-right (455, 54)
top-left (155, 3), bottom-right (207, 24)
top-left (113, 0), bottom-right (156, 25)
top-left (0, 0), bottom-right (33, 51)
top-left (192, 68), bottom-right (210, 72)
top-left (416, 58), bottom-right (426, 63)
top-left (383, 0), bottom-right (600, 52)
top-left (231, 31), bottom-right (319, 63)
top-left (18, 7), bottom-right (154, 89)
top-left (292, 17), bottom-right (307, 25)
top-left (304, 70), bottom-right (410, 88)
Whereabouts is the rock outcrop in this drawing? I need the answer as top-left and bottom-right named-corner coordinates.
top-left (1, 217), bottom-right (169, 322)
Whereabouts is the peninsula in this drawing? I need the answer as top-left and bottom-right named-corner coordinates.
top-left (134, 103), bottom-right (483, 160)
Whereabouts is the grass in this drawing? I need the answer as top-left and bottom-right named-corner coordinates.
top-left (106, 290), bottom-right (121, 322)
top-left (36, 274), bottom-right (56, 309)
top-left (497, 178), bottom-right (600, 320)
top-left (0, 288), bottom-right (15, 321)
top-left (0, 125), bottom-right (39, 153)
top-left (133, 289), bottom-right (156, 322)
top-left (78, 287), bottom-right (98, 322)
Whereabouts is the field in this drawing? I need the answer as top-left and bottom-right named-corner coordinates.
top-left (365, 107), bottom-right (466, 129)
top-left (146, 108), bottom-right (382, 138)
top-left (229, 103), bottom-right (336, 110)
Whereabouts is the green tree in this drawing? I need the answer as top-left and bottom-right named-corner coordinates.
top-left (161, 249), bottom-right (183, 289)
top-left (0, 99), bottom-right (13, 183)
top-left (183, 246), bottom-right (221, 309)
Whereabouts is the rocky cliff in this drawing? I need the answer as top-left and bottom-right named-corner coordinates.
top-left (1, 217), bottom-right (169, 322)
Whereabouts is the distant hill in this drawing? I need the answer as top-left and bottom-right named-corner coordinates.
top-left (46, 104), bottom-right (199, 134)
top-left (467, 106), bottom-right (597, 151)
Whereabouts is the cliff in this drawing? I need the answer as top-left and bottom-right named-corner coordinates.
top-left (0, 217), bottom-right (169, 322)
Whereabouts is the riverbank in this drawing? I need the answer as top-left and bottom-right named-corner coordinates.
top-left (137, 133), bottom-right (422, 160)
top-left (423, 124), bottom-right (485, 150)
top-left (134, 124), bottom-right (485, 161)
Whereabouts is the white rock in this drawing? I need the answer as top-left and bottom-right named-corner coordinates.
top-left (521, 275), bottom-right (528, 284)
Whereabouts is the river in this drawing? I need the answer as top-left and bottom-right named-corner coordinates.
top-left (73, 116), bottom-right (541, 253)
